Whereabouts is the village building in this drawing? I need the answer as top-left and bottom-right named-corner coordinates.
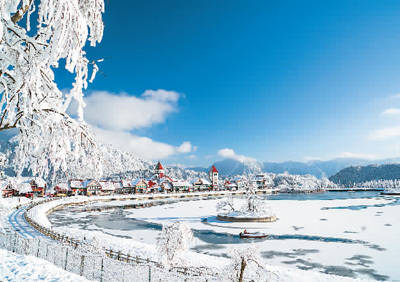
top-left (99, 180), bottom-right (116, 194)
top-left (69, 179), bottom-right (85, 195)
top-left (19, 181), bottom-right (34, 197)
top-left (148, 161), bottom-right (174, 192)
top-left (209, 165), bottom-right (219, 190)
top-left (54, 183), bottom-right (69, 196)
top-left (172, 181), bottom-right (191, 192)
top-left (0, 180), bottom-right (17, 197)
top-left (132, 179), bottom-right (147, 193)
top-left (113, 181), bottom-right (124, 194)
top-left (255, 174), bottom-right (273, 189)
top-left (30, 177), bottom-right (46, 196)
top-left (224, 180), bottom-right (238, 191)
top-left (121, 179), bottom-right (134, 194)
top-left (159, 179), bottom-right (173, 192)
top-left (155, 161), bottom-right (165, 178)
top-left (147, 180), bottom-right (159, 193)
top-left (192, 178), bottom-right (211, 191)
top-left (85, 180), bottom-right (102, 195)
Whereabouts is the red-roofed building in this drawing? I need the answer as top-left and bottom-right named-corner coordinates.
top-left (155, 161), bottom-right (164, 178)
top-left (209, 165), bottom-right (219, 189)
top-left (147, 180), bottom-right (158, 193)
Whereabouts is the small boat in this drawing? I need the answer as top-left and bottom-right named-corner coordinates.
top-left (239, 230), bottom-right (268, 239)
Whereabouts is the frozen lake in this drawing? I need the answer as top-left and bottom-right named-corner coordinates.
top-left (49, 192), bottom-right (400, 281)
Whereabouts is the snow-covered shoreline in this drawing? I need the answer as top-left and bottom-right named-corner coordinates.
top-left (26, 191), bottom-right (251, 229)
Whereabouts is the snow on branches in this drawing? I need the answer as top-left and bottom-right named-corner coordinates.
top-left (216, 194), bottom-right (235, 213)
top-left (225, 246), bottom-right (266, 282)
top-left (0, 0), bottom-right (105, 181)
top-left (157, 221), bottom-right (193, 269)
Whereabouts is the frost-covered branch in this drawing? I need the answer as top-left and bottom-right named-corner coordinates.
top-left (0, 0), bottom-right (105, 180)
top-left (225, 246), bottom-right (266, 282)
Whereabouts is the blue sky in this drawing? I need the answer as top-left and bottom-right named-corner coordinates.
top-left (57, 0), bottom-right (400, 166)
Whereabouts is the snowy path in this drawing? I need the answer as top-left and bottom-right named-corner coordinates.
top-left (6, 207), bottom-right (46, 239)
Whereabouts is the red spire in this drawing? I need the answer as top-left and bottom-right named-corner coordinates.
top-left (156, 161), bottom-right (164, 170)
top-left (210, 165), bottom-right (218, 173)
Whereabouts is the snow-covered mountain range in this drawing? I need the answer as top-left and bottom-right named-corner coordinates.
top-left (191, 157), bottom-right (400, 178)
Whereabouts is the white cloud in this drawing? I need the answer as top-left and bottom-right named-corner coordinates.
top-left (82, 90), bottom-right (180, 131)
top-left (142, 89), bottom-right (180, 102)
top-left (337, 152), bottom-right (377, 160)
top-left (217, 148), bottom-right (256, 163)
top-left (177, 141), bottom-right (195, 153)
top-left (382, 108), bottom-right (400, 116)
top-left (93, 127), bottom-right (195, 160)
top-left (369, 126), bottom-right (400, 141)
top-left (390, 94), bottom-right (400, 99)
top-left (68, 89), bottom-right (197, 160)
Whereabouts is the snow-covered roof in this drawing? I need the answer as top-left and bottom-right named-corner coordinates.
top-left (32, 177), bottom-right (46, 187)
top-left (131, 179), bottom-right (146, 186)
top-left (121, 179), bottom-right (132, 187)
top-left (200, 178), bottom-right (211, 185)
top-left (19, 182), bottom-right (32, 193)
top-left (193, 178), bottom-right (211, 185)
top-left (113, 181), bottom-right (123, 189)
top-left (159, 176), bottom-right (173, 182)
top-left (100, 181), bottom-right (115, 191)
top-left (156, 161), bottom-right (164, 170)
top-left (55, 183), bottom-right (69, 191)
top-left (210, 165), bottom-right (218, 173)
top-left (161, 181), bottom-right (173, 189)
top-left (148, 180), bottom-right (158, 188)
top-left (84, 180), bottom-right (100, 187)
top-left (173, 181), bottom-right (190, 187)
top-left (70, 180), bottom-right (84, 188)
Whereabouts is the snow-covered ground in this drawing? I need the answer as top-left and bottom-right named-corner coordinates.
top-left (0, 197), bottom-right (31, 232)
top-left (122, 195), bottom-right (397, 281)
top-left (44, 192), bottom-right (400, 281)
top-left (0, 249), bottom-right (88, 281)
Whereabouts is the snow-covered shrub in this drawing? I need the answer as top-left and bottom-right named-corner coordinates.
top-left (157, 221), bottom-right (193, 268)
top-left (225, 246), bottom-right (265, 282)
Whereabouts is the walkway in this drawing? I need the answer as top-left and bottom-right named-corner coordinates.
top-left (6, 207), bottom-right (46, 239)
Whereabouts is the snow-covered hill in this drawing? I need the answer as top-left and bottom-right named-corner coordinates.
top-left (329, 163), bottom-right (400, 186)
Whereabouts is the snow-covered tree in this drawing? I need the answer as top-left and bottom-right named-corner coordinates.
top-left (217, 195), bottom-right (235, 213)
top-left (225, 246), bottom-right (265, 282)
top-left (0, 0), bottom-right (105, 181)
top-left (240, 181), bottom-right (271, 216)
top-left (0, 151), bottom-right (6, 179)
top-left (157, 221), bottom-right (193, 269)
